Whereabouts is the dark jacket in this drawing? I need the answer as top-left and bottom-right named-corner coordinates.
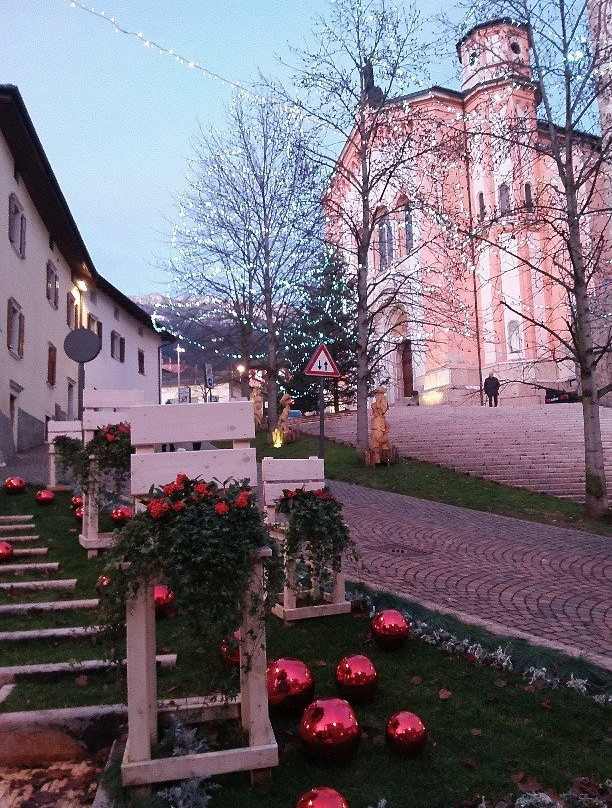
top-left (484, 375), bottom-right (500, 395)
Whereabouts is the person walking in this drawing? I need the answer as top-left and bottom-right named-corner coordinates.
top-left (483, 371), bottom-right (501, 407)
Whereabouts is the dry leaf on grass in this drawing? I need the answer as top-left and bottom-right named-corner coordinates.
top-left (438, 688), bottom-right (452, 700)
top-left (410, 676), bottom-right (422, 685)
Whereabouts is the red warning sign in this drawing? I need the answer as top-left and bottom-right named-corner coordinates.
top-left (305, 344), bottom-right (340, 378)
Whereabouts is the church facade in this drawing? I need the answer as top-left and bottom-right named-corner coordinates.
top-left (325, 19), bottom-right (610, 406)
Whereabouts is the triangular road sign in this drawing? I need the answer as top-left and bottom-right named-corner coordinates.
top-left (305, 344), bottom-right (340, 378)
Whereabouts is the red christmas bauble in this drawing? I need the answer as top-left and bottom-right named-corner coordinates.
top-left (295, 786), bottom-right (351, 808)
top-left (35, 489), bottom-right (55, 506)
top-left (220, 630), bottom-right (240, 666)
top-left (385, 711), bottom-right (427, 755)
top-left (335, 654), bottom-right (378, 703)
top-left (0, 541), bottom-right (14, 561)
top-left (153, 584), bottom-right (174, 616)
top-left (4, 477), bottom-right (26, 494)
top-left (74, 507), bottom-right (84, 522)
top-left (111, 505), bottom-right (132, 525)
top-left (70, 494), bottom-right (84, 509)
top-left (299, 697), bottom-right (360, 766)
top-left (96, 574), bottom-right (112, 594)
top-left (371, 609), bottom-right (409, 650)
top-left (267, 658), bottom-right (315, 714)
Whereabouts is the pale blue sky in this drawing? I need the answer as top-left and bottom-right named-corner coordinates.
top-left (2, 0), bottom-right (461, 295)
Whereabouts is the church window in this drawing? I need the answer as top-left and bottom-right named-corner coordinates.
top-left (478, 192), bottom-right (486, 221)
top-left (404, 207), bottom-right (414, 253)
top-left (507, 320), bottom-right (522, 354)
top-left (524, 182), bottom-right (534, 211)
top-left (499, 184), bottom-right (511, 215)
top-left (510, 41), bottom-right (521, 55)
top-left (378, 214), bottom-right (393, 268)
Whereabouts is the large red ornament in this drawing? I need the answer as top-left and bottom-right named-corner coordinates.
top-left (370, 609), bottom-right (409, 650)
top-left (220, 630), bottom-right (241, 666)
top-left (70, 494), bottom-right (84, 509)
top-left (111, 506), bottom-right (133, 526)
top-left (96, 574), bottom-right (112, 594)
top-left (267, 658), bottom-right (315, 714)
top-left (154, 584), bottom-right (174, 617)
top-left (385, 711), bottom-right (427, 756)
top-left (295, 786), bottom-right (351, 808)
top-left (4, 477), bottom-right (26, 494)
top-left (0, 541), bottom-right (14, 561)
top-left (335, 654), bottom-right (378, 703)
top-left (74, 507), bottom-right (84, 522)
top-left (299, 697), bottom-right (361, 766)
top-left (35, 489), bottom-right (55, 506)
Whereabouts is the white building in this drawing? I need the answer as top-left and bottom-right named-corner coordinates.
top-left (0, 85), bottom-right (171, 456)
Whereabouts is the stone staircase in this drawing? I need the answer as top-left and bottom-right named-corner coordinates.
top-left (301, 403), bottom-right (612, 502)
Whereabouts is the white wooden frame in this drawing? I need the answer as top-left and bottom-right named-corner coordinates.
top-left (261, 456), bottom-right (351, 624)
top-left (46, 420), bottom-right (82, 490)
top-left (122, 401), bottom-right (277, 787)
top-left (79, 390), bottom-right (148, 557)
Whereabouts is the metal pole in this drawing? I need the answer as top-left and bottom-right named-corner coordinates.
top-left (319, 381), bottom-right (325, 459)
top-left (77, 361), bottom-right (84, 420)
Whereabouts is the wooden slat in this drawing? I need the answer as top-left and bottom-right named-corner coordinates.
top-left (261, 456), bottom-right (323, 483)
top-left (130, 449), bottom-right (257, 495)
top-left (82, 409), bottom-right (133, 433)
top-left (83, 388), bottom-right (149, 409)
top-left (129, 402), bottom-right (254, 445)
top-left (46, 420), bottom-right (82, 439)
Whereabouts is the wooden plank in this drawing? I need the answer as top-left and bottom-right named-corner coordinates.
top-left (0, 655), bottom-right (176, 682)
top-left (0, 523), bottom-right (34, 532)
top-left (0, 599), bottom-right (98, 615)
top-left (0, 579), bottom-right (76, 592)
top-left (0, 515), bottom-right (33, 524)
top-left (274, 601), bottom-right (352, 621)
top-left (0, 626), bottom-right (102, 642)
top-left (131, 449), bottom-right (257, 495)
top-left (121, 734), bottom-right (278, 786)
top-left (46, 420), bottom-right (82, 439)
top-left (129, 402), bottom-right (254, 445)
top-left (83, 389), bottom-right (149, 410)
top-left (79, 532), bottom-right (115, 551)
top-left (261, 456), bottom-right (323, 483)
top-left (0, 562), bottom-right (59, 574)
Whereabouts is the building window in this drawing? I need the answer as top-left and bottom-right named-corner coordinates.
top-left (524, 182), bottom-right (534, 211)
top-left (46, 261), bottom-right (59, 309)
top-left (110, 330), bottom-right (125, 362)
top-left (499, 184), bottom-right (511, 216)
top-left (87, 312), bottom-right (103, 341)
top-left (6, 298), bottom-right (24, 358)
top-left (66, 292), bottom-right (79, 329)
top-left (138, 349), bottom-right (145, 375)
top-left (507, 320), bottom-right (522, 354)
top-left (47, 344), bottom-right (57, 386)
top-left (8, 193), bottom-right (26, 258)
top-left (477, 192), bottom-right (486, 221)
top-left (403, 207), bottom-right (414, 253)
top-left (378, 214), bottom-right (393, 269)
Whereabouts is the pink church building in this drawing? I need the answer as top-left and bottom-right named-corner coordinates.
top-left (325, 18), bottom-right (610, 406)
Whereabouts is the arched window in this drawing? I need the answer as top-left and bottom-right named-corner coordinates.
top-left (507, 320), bottom-right (522, 354)
top-left (499, 184), bottom-right (511, 216)
top-left (524, 182), bottom-right (534, 211)
top-left (477, 192), bottom-right (486, 221)
top-left (403, 206), bottom-right (414, 253)
top-left (378, 214), bottom-right (393, 269)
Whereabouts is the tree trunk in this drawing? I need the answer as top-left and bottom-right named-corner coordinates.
top-left (355, 111), bottom-right (371, 458)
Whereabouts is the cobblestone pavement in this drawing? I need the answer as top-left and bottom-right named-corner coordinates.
top-left (330, 480), bottom-right (612, 669)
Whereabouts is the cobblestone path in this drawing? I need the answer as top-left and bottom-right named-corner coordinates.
top-left (330, 480), bottom-right (612, 669)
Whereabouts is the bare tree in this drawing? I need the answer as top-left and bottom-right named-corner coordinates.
top-left (265, 0), bottom-right (442, 456)
top-left (169, 96), bottom-right (323, 425)
top-left (434, 1), bottom-right (612, 516)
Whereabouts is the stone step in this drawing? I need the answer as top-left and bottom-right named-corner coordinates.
top-left (0, 562), bottom-right (59, 575)
top-left (11, 548), bottom-right (48, 558)
top-left (0, 654), bottom-right (177, 682)
top-left (0, 625), bottom-right (102, 642)
top-left (1, 535), bottom-right (40, 543)
top-left (0, 579), bottom-right (76, 592)
top-left (0, 515), bottom-right (33, 524)
top-left (0, 523), bottom-right (34, 533)
top-left (0, 599), bottom-right (99, 615)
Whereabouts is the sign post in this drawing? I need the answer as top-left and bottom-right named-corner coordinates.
top-left (63, 328), bottom-right (102, 419)
top-left (305, 344), bottom-right (340, 459)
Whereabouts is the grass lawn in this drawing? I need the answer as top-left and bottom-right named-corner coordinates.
top-left (1, 487), bottom-right (610, 808)
top-left (253, 433), bottom-right (612, 537)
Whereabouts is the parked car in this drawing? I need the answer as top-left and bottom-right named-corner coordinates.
top-left (544, 387), bottom-right (581, 404)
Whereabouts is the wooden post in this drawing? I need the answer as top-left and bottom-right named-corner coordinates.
top-left (48, 443), bottom-right (57, 490)
top-left (126, 580), bottom-right (158, 762)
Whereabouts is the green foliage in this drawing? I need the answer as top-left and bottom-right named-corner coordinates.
top-left (99, 474), bottom-right (279, 696)
top-left (284, 249), bottom-right (357, 413)
top-left (54, 422), bottom-right (132, 493)
top-left (276, 486), bottom-right (357, 585)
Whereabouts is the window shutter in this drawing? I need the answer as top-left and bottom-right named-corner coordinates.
top-left (48, 345), bottom-right (57, 385)
top-left (6, 299), bottom-right (13, 350)
top-left (119, 336), bottom-right (125, 363)
top-left (18, 312), bottom-right (24, 357)
top-left (110, 330), bottom-right (116, 358)
top-left (54, 277), bottom-right (59, 309)
top-left (97, 321), bottom-right (102, 340)
top-left (19, 215), bottom-right (26, 257)
top-left (87, 313), bottom-right (92, 330)
top-left (66, 293), bottom-right (72, 327)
